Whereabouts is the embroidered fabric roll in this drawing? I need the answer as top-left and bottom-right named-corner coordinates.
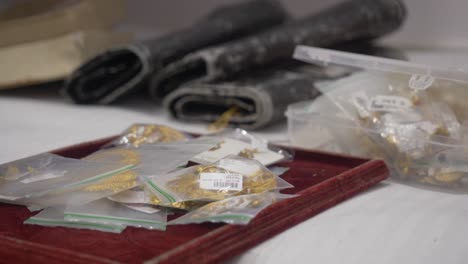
top-left (150, 0), bottom-right (406, 99)
top-left (63, 0), bottom-right (288, 104)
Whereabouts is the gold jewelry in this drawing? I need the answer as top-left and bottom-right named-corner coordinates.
top-left (238, 148), bottom-right (259, 159)
top-left (83, 170), bottom-right (137, 193)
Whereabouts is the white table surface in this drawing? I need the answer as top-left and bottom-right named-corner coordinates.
top-left (1, 49), bottom-right (468, 264)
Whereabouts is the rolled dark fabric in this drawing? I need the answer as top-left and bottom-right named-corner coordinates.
top-left (150, 0), bottom-right (406, 99)
top-left (62, 0), bottom-right (288, 104)
top-left (162, 63), bottom-right (321, 130)
top-left (163, 44), bottom-right (407, 130)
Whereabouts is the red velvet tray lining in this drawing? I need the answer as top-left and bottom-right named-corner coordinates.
top-left (0, 136), bottom-right (388, 264)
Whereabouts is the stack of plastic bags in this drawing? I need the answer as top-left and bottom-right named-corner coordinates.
top-left (0, 124), bottom-right (295, 233)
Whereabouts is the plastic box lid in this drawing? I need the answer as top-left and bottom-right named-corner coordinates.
top-left (293, 45), bottom-right (468, 86)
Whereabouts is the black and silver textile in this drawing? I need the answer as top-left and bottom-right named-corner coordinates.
top-left (63, 0), bottom-right (288, 104)
top-left (150, 0), bottom-right (406, 99)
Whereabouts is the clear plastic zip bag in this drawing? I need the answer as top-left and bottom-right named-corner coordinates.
top-left (103, 123), bottom-right (189, 148)
top-left (110, 167), bottom-right (289, 207)
top-left (294, 46), bottom-right (466, 146)
top-left (24, 138), bottom-right (221, 210)
top-left (64, 198), bottom-right (166, 231)
top-left (24, 207), bottom-right (125, 233)
top-left (169, 192), bottom-right (295, 225)
top-left (24, 169), bottom-right (140, 211)
top-left (0, 153), bottom-right (133, 202)
top-left (315, 71), bottom-right (458, 147)
top-left (192, 128), bottom-right (291, 166)
top-left (84, 137), bottom-right (219, 175)
top-left (143, 155), bottom-right (293, 207)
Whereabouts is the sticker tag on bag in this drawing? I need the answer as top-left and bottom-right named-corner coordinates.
top-left (199, 173), bottom-right (243, 191)
top-left (368, 95), bottom-right (412, 112)
top-left (191, 138), bottom-right (284, 167)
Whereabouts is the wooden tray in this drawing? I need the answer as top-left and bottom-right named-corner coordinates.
top-left (0, 136), bottom-right (388, 264)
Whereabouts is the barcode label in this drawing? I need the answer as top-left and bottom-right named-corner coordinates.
top-left (213, 181), bottom-right (239, 189)
top-left (199, 173), bottom-right (243, 191)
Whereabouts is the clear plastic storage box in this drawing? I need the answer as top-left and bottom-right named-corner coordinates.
top-left (287, 46), bottom-right (468, 193)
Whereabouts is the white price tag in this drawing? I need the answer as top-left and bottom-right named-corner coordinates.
top-left (368, 95), bottom-right (412, 112)
top-left (199, 173), bottom-right (243, 191)
top-left (191, 138), bottom-right (284, 166)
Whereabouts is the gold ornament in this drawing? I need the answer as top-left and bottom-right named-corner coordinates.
top-left (208, 141), bottom-right (225, 151)
top-left (166, 165), bottom-right (277, 201)
top-left (123, 124), bottom-right (186, 147)
top-left (83, 148), bottom-right (140, 166)
top-left (207, 106), bottom-right (239, 132)
top-left (83, 170), bottom-right (137, 193)
top-left (148, 192), bottom-right (207, 210)
top-left (238, 148), bottom-right (259, 159)
top-left (434, 171), bottom-right (463, 183)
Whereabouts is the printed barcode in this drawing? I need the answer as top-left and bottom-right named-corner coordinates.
top-left (213, 181), bottom-right (239, 189)
top-left (199, 172), bottom-right (243, 191)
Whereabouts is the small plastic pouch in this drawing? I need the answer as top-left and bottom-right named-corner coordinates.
top-left (291, 45), bottom-right (468, 192)
top-left (169, 192), bottom-right (295, 225)
top-left (64, 199), bottom-right (166, 230)
top-left (0, 153), bottom-right (133, 202)
top-left (109, 186), bottom-right (209, 211)
top-left (144, 167), bottom-right (291, 211)
top-left (24, 168), bottom-right (140, 211)
top-left (24, 138), bottom-right (220, 210)
top-left (143, 155), bottom-right (293, 206)
top-left (24, 207), bottom-right (125, 233)
top-left (192, 129), bottom-right (290, 166)
top-left (84, 137), bottom-right (219, 175)
top-left (104, 123), bottom-right (188, 148)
